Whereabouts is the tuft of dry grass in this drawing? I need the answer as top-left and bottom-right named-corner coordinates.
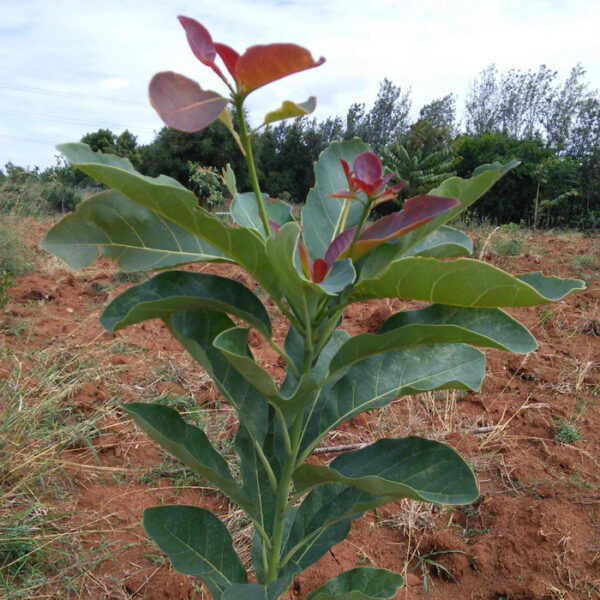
top-left (0, 336), bottom-right (130, 597)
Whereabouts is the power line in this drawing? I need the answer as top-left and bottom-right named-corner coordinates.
top-left (0, 82), bottom-right (147, 106)
top-left (1, 109), bottom-right (156, 134)
top-left (0, 134), bottom-right (58, 145)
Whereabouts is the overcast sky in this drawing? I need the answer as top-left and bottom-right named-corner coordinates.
top-left (2, 0), bottom-right (599, 170)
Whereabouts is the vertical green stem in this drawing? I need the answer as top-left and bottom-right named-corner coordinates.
top-left (346, 200), bottom-right (372, 259)
top-left (336, 198), bottom-right (352, 237)
top-left (234, 99), bottom-right (271, 237)
top-left (266, 412), bottom-right (304, 583)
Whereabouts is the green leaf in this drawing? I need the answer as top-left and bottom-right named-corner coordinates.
top-left (319, 259), bottom-right (356, 295)
top-left (403, 225), bottom-right (473, 258)
top-left (265, 222), bottom-right (323, 317)
top-left (327, 305), bottom-right (536, 378)
top-left (218, 110), bottom-right (244, 154)
top-left (299, 343), bottom-right (485, 454)
top-left (379, 304), bottom-right (536, 353)
top-left (307, 567), bottom-right (404, 600)
top-left (41, 190), bottom-right (229, 271)
top-left (158, 310), bottom-right (279, 535)
top-left (515, 271), bottom-right (586, 300)
top-left (222, 575), bottom-right (294, 600)
top-left (280, 484), bottom-right (369, 577)
top-left (348, 257), bottom-right (585, 307)
top-left (294, 437), bottom-right (479, 505)
top-left (235, 421), bottom-right (278, 545)
top-left (144, 505), bottom-right (246, 600)
top-left (281, 326), bottom-right (349, 393)
top-left (124, 403), bottom-right (249, 509)
top-left (263, 96), bottom-right (317, 125)
top-left (231, 192), bottom-right (293, 233)
top-left (165, 310), bottom-right (270, 446)
top-left (222, 163), bottom-right (238, 198)
top-left (55, 143), bottom-right (282, 300)
top-left (214, 327), bottom-right (281, 401)
top-left (357, 161), bottom-right (519, 280)
top-left (215, 327), bottom-right (319, 421)
top-left (149, 71), bottom-right (228, 132)
top-left (100, 270), bottom-right (271, 337)
top-left (301, 139), bottom-right (370, 258)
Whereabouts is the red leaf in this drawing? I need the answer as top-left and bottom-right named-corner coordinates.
top-left (267, 218), bottom-right (281, 233)
top-left (297, 240), bottom-right (313, 279)
top-left (349, 195), bottom-right (460, 260)
top-left (178, 16), bottom-right (228, 84)
top-left (312, 258), bottom-right (328, 283)
top-left (235, 44), bottom-right (325, 93)
top-left (353, 152), bottom-right (382, 185)
top-left (324, 228), bottom-right (355, 268)
top-left (329, 190), bottom-right (358, 199)
top-left (215, 43), bottom-right (240, 81)
top-left (178, 16), bottom-right (216, 65)
top-left (149, 72), bottom-right (228, 132)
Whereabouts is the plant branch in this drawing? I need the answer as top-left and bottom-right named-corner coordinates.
top-left (266, 412), bottom-right (305, 583)
top-left (234, 98), bottom-right (271, 238)
top-left (273, 405), bottom-right (293, 456)
top-left (345, 200), bottom-right (372, 259)
top-left (253, 439), bottom-right (278, 493)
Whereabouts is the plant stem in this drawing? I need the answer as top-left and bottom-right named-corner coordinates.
top-left (266, 412), bottom-right (304, 583)
top-left (234, 98), bottom-right (271, 238)
top-left (345, 200), bottom-right (372, 259)
top-left (337, 198), bottom-right (352, 236)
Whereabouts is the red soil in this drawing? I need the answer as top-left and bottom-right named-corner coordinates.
top-left (1, 222), bottom-right (598, 599)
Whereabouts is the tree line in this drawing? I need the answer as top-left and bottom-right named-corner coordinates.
top-left (3, 64), bottom-right (599, 230)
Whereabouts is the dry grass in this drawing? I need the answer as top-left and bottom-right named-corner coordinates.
top-left (0, 337), bottom-right (127, 597)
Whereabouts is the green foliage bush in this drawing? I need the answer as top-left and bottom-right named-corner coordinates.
top-left (551, 418), bottom-right (582, 444)
top-left (0, 271), bottom-right (14, 308)
top-left (495, 238), bottom-right (524, 256)
top-left (44, 185), bottom-right (82, 212)
top-left (0, 217), bottom-right (33, 275)
top-left (188, 163), bottom-right (226, 210)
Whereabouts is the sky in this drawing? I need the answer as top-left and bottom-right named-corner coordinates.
top-left (2, 0), bottom-right (599, 170)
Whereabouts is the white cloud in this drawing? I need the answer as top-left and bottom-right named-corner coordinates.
top-left (99, 77), bottom-right (130, 90)
top-left (2, 0), bottom-right (600, 169)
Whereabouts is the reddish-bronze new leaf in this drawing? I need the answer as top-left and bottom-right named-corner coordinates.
top-left (333, 152), bottom-right (403, 201)
top-left (235, 44), bottom-right (325, 94)
top-left (322, 194), bottom-right (459, 266)
top-left (178, 17), bottom-right (230, 86)
top-left (350, 195), bottom-right (460, 260)
top-left (215, 43), bottom-right (240, 81)
top-left (149, 72), bottom-right (228, 132)
top-left (175, 16), bottom-right (324, 95)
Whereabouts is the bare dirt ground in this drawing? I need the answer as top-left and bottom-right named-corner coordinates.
top-left (1, 219), bottom-right (599, 599)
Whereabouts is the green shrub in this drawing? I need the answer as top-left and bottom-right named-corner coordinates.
top-left (551, 418), bottom-right (582, 444)
top-left (0, 218), bottom-right (33, 275)
top-left (188, 163), bottom-right (226, 210)
top-left (0, 180), bottom-right (49, 216)
top-left (495, 238), bottom-right (524, 256)
top-left (44, 185), bottom-right (82, 212)
top-left (0, 271), bottom-right (14, 307)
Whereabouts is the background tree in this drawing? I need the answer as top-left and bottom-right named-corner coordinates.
top-left (544, 63), bottom-right (587, 153)
top-left (465, 65), bottom-right (501, 135)
top-left (81, 128), bottom-right (118, 153)
top-left (343, 79), bottom-right (411, 152)
top-left (140, 122), bottom-right (247, 189)
top-left (419, 94), bottom-right (457, 135)
top-left (455, 133), bottom-right (556, 224)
